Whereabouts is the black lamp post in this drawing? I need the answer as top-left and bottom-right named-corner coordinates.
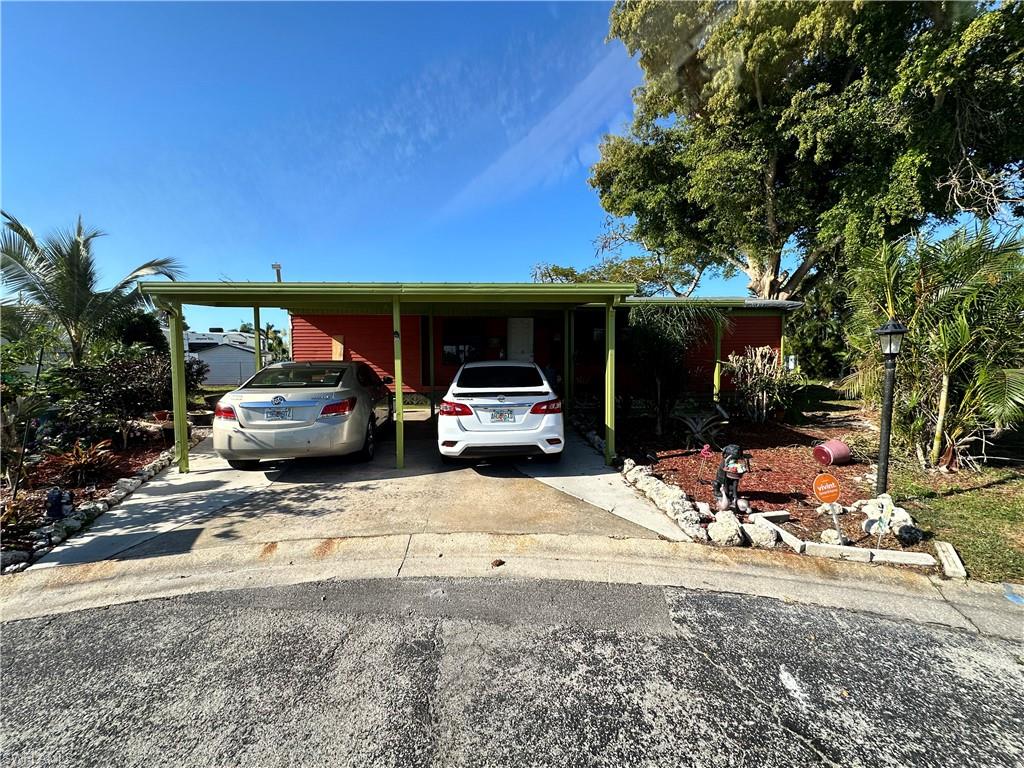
top-left (874, 318), bottom-right (908, 495)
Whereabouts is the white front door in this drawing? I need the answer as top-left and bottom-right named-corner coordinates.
top-left (507, 318), bottom-right (534, 362)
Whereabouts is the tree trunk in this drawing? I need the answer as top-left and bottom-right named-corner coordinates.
top-left (930, 372), bottom-right (951, 466)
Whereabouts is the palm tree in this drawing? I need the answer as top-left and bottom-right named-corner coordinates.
top-left (0, 211), bottom-right (183, 366)
top-left (846, 224), bottom-right (1024, 467)
top-left (262, 321), bottom-right (289, 361)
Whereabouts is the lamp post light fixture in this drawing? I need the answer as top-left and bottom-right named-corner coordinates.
top-left (874, 318), bottom-right (908, 495)
top-left (271, 262), bottom-right (282, 282)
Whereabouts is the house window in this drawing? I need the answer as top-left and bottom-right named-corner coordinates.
top-left (441, 318), bottom-right (505, 365)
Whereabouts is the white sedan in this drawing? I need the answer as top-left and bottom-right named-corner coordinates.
top-left (437, 361), bottom-right (564, 462)
top-left (213, 361), bottom-right (392, 470)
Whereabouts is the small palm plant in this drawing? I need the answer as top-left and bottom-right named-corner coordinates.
top-left (0, 211), bottom-right (184, 366)
top-left (845, 225), bottom-right (1024, 467)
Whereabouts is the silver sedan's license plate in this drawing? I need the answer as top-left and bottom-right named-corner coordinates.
top-left (265, 407), bottom-right (292, 421)
top-left (490, 409), bottom-right (515, 423)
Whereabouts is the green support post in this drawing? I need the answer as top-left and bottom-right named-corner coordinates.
top-left (568, 309), bottom-right (575, 413)
top-left (253, 306), bottom-right (262, 370)
top-left (168, 304), bottom-right (190, 473)
top-left (392, 297), bottom-right (404, 469)
top-left (604, 301), bottom-right (616, 465)
top-left (428, 309), bottom-right (435, 418)
top-left (562, 308), bottom-right (570, 411)
top-left (713, 318), bottom-right (723, 402)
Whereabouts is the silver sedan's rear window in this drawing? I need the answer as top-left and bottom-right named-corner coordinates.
top-left (456, 366), bottom-right (543, 388)
top-left (247, 366), bottom-right (347, 388)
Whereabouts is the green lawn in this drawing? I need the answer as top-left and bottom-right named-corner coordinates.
top-left (891, 467), bottom-right (1024, 583)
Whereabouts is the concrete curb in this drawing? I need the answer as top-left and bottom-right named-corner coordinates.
top-left (1, 531), bottom-right (1018, 641)
top-left (934, 541), bottom-right (968, 579)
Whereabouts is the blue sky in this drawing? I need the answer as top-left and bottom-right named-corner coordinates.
top-left (2, 1), bottom-right (752, 333)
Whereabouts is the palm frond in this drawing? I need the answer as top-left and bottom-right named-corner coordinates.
top-left (977, 368), bottom-right (1024, 426)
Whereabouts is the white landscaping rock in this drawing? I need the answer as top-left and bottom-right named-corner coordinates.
top-left (648, 482), bottom-right (688, 513)
top-left (58, 517), bottom-right (83, 533)
top-left (633, 475), bottom-right (663, 498)
top-left (115, 477), bottom-right (143, 493)
top-left (105, 489), bottom-right (128, 505)
top-left (820, 529), bottom-right (850, 546)
top-left (687, 526), bottom-right (710, 543)
top-left (755, 516), bottom-right (805, 553)
top-left (625, 465), bottom-right (653, 485)
top-left (708, 510), bottom-right (744, 547)
top-left (671, 504), bottom-right (702, 533)
top-left (695, 501), bottom-right (712, 518)
top-left (742, 522), bottom-right (777, 548)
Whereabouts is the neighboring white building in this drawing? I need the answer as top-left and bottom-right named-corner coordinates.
top-left (164, 328), bottom-right (273, 386)
top-left (191, 341), bottom-right (260, 386)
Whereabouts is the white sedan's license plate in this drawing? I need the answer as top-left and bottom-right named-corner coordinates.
top-left (265, 408), bottom-right (292, 421)
top-left (490, 409), bottom-right (515, 423)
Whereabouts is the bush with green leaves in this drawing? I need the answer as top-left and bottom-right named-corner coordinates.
top-left (725, 346), bottom-right (803, 424)
top-left (40, 349), bottom-right (208, 450)
top-left (845, 225), bottom-right (1024, 467)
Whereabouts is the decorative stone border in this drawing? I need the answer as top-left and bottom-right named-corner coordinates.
top-left (569, 416), bottom-right (940, 572)
top-left (0, 430), bottom-right (209, 575)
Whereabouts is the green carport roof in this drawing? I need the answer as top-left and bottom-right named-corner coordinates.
top-left (139, 281), bottom-right (636, 310)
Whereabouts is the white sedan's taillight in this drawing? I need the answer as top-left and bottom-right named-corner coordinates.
top-left (529, 398), bottom-right (562, 414)
top-left (439, 400), bottom-right (473, 416)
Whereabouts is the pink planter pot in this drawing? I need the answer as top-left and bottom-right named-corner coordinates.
top-left (813, 439), bottom-right (852, 466)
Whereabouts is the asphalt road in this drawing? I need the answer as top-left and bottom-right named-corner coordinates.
top-left (2, 578), bottom-right (1022, 767)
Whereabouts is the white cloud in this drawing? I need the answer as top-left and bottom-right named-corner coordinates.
top-left (440, 46), bottom-right (638, 217)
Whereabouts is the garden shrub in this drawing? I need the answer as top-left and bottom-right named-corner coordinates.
top-left (40, 349), bottom-right (209, 450)
top-left (725, 346), bottom-right (803, 424)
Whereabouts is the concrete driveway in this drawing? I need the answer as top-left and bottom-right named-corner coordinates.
top-left (32, 412), bottom-right (679, 569)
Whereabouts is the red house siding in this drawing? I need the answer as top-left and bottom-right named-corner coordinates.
top-left (290, 310), bottom-right (785, 399)
top-left (290, 314), bottom-right (422, 392)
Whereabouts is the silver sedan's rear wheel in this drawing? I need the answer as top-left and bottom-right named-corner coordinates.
top-left (356, 419), bottom-right (376, 462)
top-left (227, 459), bottom-right (261, 471)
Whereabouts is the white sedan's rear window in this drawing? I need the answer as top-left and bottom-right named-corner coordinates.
top-left (247, 366), bottom-right (347, 388)
top-left (456, 366), bottom-right (543, 388)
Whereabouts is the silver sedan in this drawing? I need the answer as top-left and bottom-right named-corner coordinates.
top-left (212, 361), bottom-right (393, 470)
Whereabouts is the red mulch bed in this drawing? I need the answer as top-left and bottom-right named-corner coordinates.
top-left (1, 444), bottom-right (164, 552)
top-left (618, 414), bottom-right (930, 551)
top-left (653, 433), bottom-right (867, 512)
top-left (625, 417), bottom-right (867, 511)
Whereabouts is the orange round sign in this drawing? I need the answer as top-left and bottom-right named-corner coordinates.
top-left (813, 473), bottom-right (842, 504)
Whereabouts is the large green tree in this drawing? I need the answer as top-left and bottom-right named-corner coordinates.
top-left (0, 212), bottom-right (183, 365)
top-left (538, 1), bottom-right (1023, 299)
